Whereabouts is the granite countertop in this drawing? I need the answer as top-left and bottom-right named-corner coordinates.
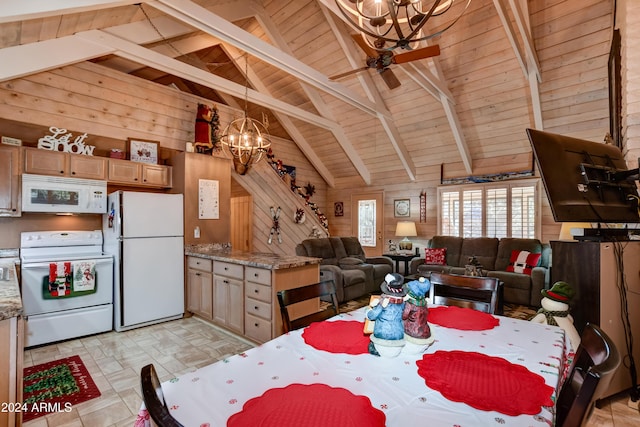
top-left (0, 252), bottom-right (22, 321)
top-left (185, 245), bottom-right (321, 270)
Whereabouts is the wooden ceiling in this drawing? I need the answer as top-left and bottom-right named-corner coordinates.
top-left (0, 0), bottom-right (615, 188)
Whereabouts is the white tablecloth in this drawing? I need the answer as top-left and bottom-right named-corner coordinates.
top-left (135, 307), bottom-right (571, 427)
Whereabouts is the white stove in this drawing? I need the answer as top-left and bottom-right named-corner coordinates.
top-left (20, 230), bottom-right (114, 347)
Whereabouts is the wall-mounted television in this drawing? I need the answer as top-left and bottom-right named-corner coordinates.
top-left (526, 128), bottom-right (639, 224)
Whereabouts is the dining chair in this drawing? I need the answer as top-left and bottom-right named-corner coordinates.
top-left (428, 272), bottom-right (501, 314)
top-left (555, 323), bottom-right (621, 427)
top-left (277, 279), bottom-right (339, 332)
top-left (140, 364), bottom-right (184, 427)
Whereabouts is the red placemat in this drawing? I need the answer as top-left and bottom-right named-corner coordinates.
top-left (302, 320), bottom-right (370, 354)
top-left (417, 350), bottom-right (554, 416)
top-left (429, 305), bottom-right (500, 330)
top-left (227, 383), bottom-right (386, 427)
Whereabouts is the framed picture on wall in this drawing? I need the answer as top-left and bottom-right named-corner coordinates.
top-left (394, 199), bottom-right (410, 218)
top-left (127, 138), bottom-right (159, 164)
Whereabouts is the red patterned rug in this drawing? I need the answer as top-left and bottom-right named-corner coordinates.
top-left (22, 355), bottom-right (101, 422)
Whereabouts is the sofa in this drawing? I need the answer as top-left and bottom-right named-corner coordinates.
top-left (295, 237), bottom-right (394, 303)
top-left (409, 236), bottom-right (551, 307)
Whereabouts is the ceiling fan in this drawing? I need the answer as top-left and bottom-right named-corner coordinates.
top-left (330, 34), bottom-right (441, 89)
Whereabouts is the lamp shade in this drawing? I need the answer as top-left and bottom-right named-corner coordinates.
top-left (395, 221), bottom-right (417, 237)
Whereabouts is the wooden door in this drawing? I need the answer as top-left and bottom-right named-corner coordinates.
top-left (231, 195), bottom-right (253, 252)
top-left (350, 191), bottom-right (384, 256)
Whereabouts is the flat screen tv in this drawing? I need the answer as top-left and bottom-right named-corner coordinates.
top-left (526, 128), bottom-right (639, 223)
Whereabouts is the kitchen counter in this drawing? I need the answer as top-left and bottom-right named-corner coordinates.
top-left (0, 250), bottom-right (22, 321)
top-left (185, 245), bottom-right (321, 270)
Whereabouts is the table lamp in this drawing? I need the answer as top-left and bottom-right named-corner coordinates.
top-left (396, 221), bottom-right (417, 251)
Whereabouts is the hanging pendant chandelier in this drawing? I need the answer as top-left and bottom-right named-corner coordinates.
top-left (334, 0), bottom-right (471, 50)
top-left (220, 57), bottom-right (271, 175)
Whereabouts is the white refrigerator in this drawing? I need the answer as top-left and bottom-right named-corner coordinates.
top-left (103, 191), bottom-right (184, 331)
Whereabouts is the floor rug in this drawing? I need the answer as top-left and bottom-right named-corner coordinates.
top-left (22, 355), bottom-right (101, 422)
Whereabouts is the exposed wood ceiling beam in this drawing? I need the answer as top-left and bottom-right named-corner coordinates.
top-left (152, 0), bottom-right (390, 120)
top-left (320, 5), bottom-right (415, 182)
top-left (0, 0), bottom-right (141, 23)
top-left (255, 10), bottom-right (370, 185)
top-left (492, 0), bottom-right (542, 129)
top-left (76, 29), bottom-right (340, 131)
top-left (318, 0), bottom-right (471, 174)
top-left (0, 36), bottom-right (114, 82)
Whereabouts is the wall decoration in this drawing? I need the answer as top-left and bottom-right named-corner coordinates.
top-left (268, 206), bottom-right (282, 244)
top-left (419, 191), bottom-right (427, 223)
top-left (294, 208), bottom-right (306, 224)
top-left (334, 202), bottom-right (344, 217)
top-left (265, 148), bottom-right (329, 234)
top-left (198, 179), bottom-right (219, 219)
top-left (194, 103), bottom-right (220, 154)
top-left (38, 126), bottom-right (95, 155)
top-left (1, 136), bottom-right (22, 146)
top-left (128, 138), bottom-right (159, 164)
top-left (394, 199), bottom-right (410, 218)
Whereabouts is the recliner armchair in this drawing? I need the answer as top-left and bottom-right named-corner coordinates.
top-left (295, 237), bottom-right (393, 303)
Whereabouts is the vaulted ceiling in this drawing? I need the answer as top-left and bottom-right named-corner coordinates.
top-left (0, 0), bottom-right (614, 188)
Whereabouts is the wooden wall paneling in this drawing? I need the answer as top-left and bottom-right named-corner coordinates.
top-left (168, 152), bottom-right (232, 246)
top-left (233, 159), bottom-right (325, 255)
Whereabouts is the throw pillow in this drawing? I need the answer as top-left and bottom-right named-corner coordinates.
top-left (506, 250), bottom-right (542, 275)
top-left (425, 248), bottom-right (447, 265)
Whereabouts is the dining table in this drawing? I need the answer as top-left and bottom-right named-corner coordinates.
top-left (135, 305), bottom-right (572, 427)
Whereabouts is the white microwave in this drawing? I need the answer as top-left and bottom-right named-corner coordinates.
top-left (22, 174), bottom-right (107, 214)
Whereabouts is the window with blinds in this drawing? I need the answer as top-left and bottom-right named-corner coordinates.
top-left (437, 180), bottom-right (539, 238)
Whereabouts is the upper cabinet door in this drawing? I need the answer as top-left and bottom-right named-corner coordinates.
top-left (0, 146), bottom-right (21, 216)
top-left (69, 155), bottom-right (107, 180)
top-left (23, 148), bottom-right (67, 176)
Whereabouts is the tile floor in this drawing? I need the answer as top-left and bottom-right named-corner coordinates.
top-left (22, 313), bottom-right (640, 427)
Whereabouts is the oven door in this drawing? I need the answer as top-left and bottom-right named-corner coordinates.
top-left (21, 256), bottom-right (113, 316)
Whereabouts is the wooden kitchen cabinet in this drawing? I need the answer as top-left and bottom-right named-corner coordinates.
top-left (0, 145), bottom-right (21, 216)
top-left (213, 261), bottom-right (244, 334)
top-left (108, 158), bottom-right (172, 188)
top-left (23, 147), bottom-right (107, 180)
top-left (0, 316), bottom-right (24, 427)
top-left (244, 266), bottom-right (273, 343)
top-left (186, 256), bottom-right (213, 320)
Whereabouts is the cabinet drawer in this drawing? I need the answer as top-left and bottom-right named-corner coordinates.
top-left (245, 266), bottom-right (271, 286)
top-left (187, 256), bottom-right (212, 271)
top-left (245, 281), bottom-right (271, 303)
top-left (245, 297), bottom-right (271, 321)
top-left (214, 261), bottom-right (243, 279)
top-left (245, 313), bottom-right (272, 343)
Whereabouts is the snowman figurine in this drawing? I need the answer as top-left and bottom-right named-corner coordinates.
top-left (531, 281), bottom-right (581, 351)
top-left (366, 273), bottom-right (407, 357)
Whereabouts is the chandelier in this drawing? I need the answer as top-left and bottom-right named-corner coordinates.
top-left (220, 57), bottom-right (271, 175)
top-left (334, 0), bottom-right (471, 50)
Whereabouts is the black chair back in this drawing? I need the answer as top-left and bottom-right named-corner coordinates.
top-left (140, 364), bottom-right (184, 427)
top-left (277, 279), bottom-right (339, 332)
top-left (555, 323), bottom-right (621, 427)
top-left (429, 272), bottom-right (500, 314)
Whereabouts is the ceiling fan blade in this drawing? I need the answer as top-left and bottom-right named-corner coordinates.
top-left (380, 68), bottom-right (401, 90)
top-left (393, 44), bottom-right (441, 64)
top-left (329, 66), bottom-right (370, 81)
top-left (351, 33), bottom-right (381, 59)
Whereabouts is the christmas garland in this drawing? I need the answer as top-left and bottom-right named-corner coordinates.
top-left (266, 148), bottom-right (329, 234)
